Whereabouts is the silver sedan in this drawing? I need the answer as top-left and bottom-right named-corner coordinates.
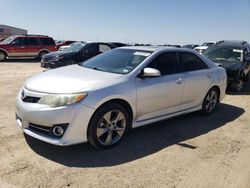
top-left (16, 46), bottom-right (227, 149)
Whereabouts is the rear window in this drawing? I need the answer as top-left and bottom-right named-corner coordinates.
top-left (40, 38), bottom-right (55, 46)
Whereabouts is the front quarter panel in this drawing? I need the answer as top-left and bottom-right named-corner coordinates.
top-left (80, 78), bottom-right (137, 118)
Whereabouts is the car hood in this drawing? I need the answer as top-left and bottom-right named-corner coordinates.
top-left (25, 65), bottom-right (123, 93)
top-left (213, 60), bottom-right (242, 71)
top-left (43, 51), bottom-right (76, 59)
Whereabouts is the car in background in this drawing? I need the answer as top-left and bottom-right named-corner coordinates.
top-left (194, 41), bottom-right (216, 54)
top-left (108, 42), bottom-right (128, 47)
top-left (16, 46), bottom-right (227, 148)
top-left (0, 35), bottom-right (57, 61)
top-left (203, 40), bottom-right (250, 91)
top-left (56, 40), bottom-right (76, 49)
top-left (182, 44), bottom-right (199, 49)
top-left (41, 42), bottom-right (116, 69)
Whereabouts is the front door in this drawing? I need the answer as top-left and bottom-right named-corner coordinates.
top-left (136, 52), bottom-right (184, 121)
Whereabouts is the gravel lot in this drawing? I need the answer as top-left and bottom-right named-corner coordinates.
top-left (0, 60), bottom-right (250, 188)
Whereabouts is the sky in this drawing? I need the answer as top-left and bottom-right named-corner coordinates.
top-left (1, 0), bottom-right (250, 45)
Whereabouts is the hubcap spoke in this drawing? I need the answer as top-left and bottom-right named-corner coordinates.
top-left (114, 112), bottom-right (124, 124)
top-left (103, 111), bottom-right (112, 124)
top-left (105, 130), bottom-right (113, 145)
top-left (97, 127), bottom-right (109, 138)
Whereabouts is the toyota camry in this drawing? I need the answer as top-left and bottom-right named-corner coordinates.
top-left (16, 46), bottom-right (227, 149)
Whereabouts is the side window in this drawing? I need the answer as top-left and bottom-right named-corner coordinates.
top-left (25, 38), bottom-right (39, 46)
top-left (147, 52), bottom-right (179, 75)
top-left (40, 38), bottom-right (55, 46)
top-left (180, 52), bottom-right (208, 72)
top-left (11, 37), bottom-right (25, 46)
top-left (86, 44), bottom-right (99, 52)
top-left (99, 44), bottom-right (111, 52)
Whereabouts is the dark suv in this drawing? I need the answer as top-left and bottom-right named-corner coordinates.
top-left (41, 42), bottom-right (116, 69)
top-left (204, 40), bottom-right (250, 91)
top-left (0, 35), bottom-right (57, 61)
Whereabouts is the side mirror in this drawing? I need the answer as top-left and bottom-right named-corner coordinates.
top-left (139, 68), bottom-right (161, 78)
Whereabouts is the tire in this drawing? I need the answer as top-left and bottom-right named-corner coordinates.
top-left (231, 79), bottom-right (243, 92)
top-left (87, 103), bottom-right (130, 149)
top-left (201, 88), bottom-right (219, 114)
top-left (0, 51), bottom-right (7, 62)
top-left (37, 51), bottom-right (49, 60)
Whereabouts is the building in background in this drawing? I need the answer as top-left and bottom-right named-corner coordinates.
top-left (0, 24), bottom-right (27, 40)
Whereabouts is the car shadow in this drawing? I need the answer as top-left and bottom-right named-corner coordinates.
top-left (24, 103), bottom-right (244, 168)
top-left (3, 58), bottom-right (39, 63)
top-left (227, 82), bottom-right (250, 96)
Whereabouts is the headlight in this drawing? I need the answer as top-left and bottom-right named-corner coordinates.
top-left (38, 93), bottom-right (87, 107)
top-left (51, 56), bottom-right (64, 62)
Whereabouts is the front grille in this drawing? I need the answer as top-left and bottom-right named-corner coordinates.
top-left (22, 96), bottom-right (40, 103)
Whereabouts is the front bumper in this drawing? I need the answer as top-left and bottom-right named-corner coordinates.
top-left (15, 88), bottom-right (95, 146)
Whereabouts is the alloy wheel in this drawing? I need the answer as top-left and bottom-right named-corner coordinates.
top-left (96, 110), bottom-right (126, 146)
top-left (204, 90), bottom-right (218, 113)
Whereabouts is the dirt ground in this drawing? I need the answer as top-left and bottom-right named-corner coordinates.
top-left (0, 60), bottom-right (250, 188)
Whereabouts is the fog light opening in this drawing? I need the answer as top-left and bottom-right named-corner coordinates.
top-left (53, 126), bottom-right (64, 137)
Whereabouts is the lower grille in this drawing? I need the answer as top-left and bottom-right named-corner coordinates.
top-left (29, 123), bottom-right (51, 134)
top-left (22, 96), bottom-right (40, 103)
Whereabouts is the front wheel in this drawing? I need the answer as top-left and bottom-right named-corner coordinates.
top-left (87, 103), bottom-right (130, 149)
top-left (0, 51), bottom-right (6, 62)
top-left (202, 88), bottom-right (219, 114)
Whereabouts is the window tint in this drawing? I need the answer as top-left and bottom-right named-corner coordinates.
top-left (180, 52), bottom-right (208, 72)
top-left (147, 52), bottom-right (179, 75)
top-left (40, 38), bottom-right (55, 45)
top-left (99, 44), bottom-right (111, 52)
top-left (11, 37), bottom-right (25, 46)
top-left (25, 38), bottom-right (39, 46)
top-left (86, 44), bottom-right (99, 52)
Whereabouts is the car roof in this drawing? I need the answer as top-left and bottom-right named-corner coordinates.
top-left (119, 45), bottom-right (192, 53)
top-left (12, 34), bottom-right (52, 38)
top-left (215, 40), bottom-right (249, 47)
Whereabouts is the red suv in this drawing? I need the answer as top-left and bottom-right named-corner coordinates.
top-left (0, 35), bottom-right (58, 61)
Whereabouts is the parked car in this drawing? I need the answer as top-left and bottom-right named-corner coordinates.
top-left (203, 40), bottom-right (250, 91)
top-left (108, 42), bottom-right (127, 47)
top-left (182, 44), bottom-right (199, 49)
top-left (0, 35), bottom-right (57, 61)
top-left (56, 40), bottom-right (76, 48)
top-left (58, 41), bottom-right (85, 51)
top-left (16, 46), bottom-right (227, 149)
top-left (41, 42), bottom-right (116, 69)
top-left (194, 41), bottom-right (216, 54)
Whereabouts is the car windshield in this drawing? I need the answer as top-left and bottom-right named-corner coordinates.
top-left (203, 46), bottom-right (244, 63)
top-left (64, 42), bottom-right (86, 52)
top-left (1, 36), bottom-right (16, 44)
top-left (79, 49), bottom-right (152, 74)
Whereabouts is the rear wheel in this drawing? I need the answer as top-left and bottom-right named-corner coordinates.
top-left (87, 103), bottom-right (130, 149)
top-left (37, 51), bottom-right (49, 60)
top-left (0, 51), bottom-right (7, 62)
top-left (202, 88), bottom-right (219, 114)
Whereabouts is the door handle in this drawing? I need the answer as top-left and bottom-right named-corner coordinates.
top-left (176, 78), bottom-right (183, 84)
top-left (20, 46), bottom-right (25, 49)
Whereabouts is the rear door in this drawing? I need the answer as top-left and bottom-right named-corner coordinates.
top-left (136, 52), bottom-right (184, 121)
top-left (178, 52), bottom-right (212, 110)
top-left (24, 37), bottom-right (40, 56)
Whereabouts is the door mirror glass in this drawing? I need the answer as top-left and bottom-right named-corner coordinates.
top-left (142, 68), bottom-right (161, 77)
